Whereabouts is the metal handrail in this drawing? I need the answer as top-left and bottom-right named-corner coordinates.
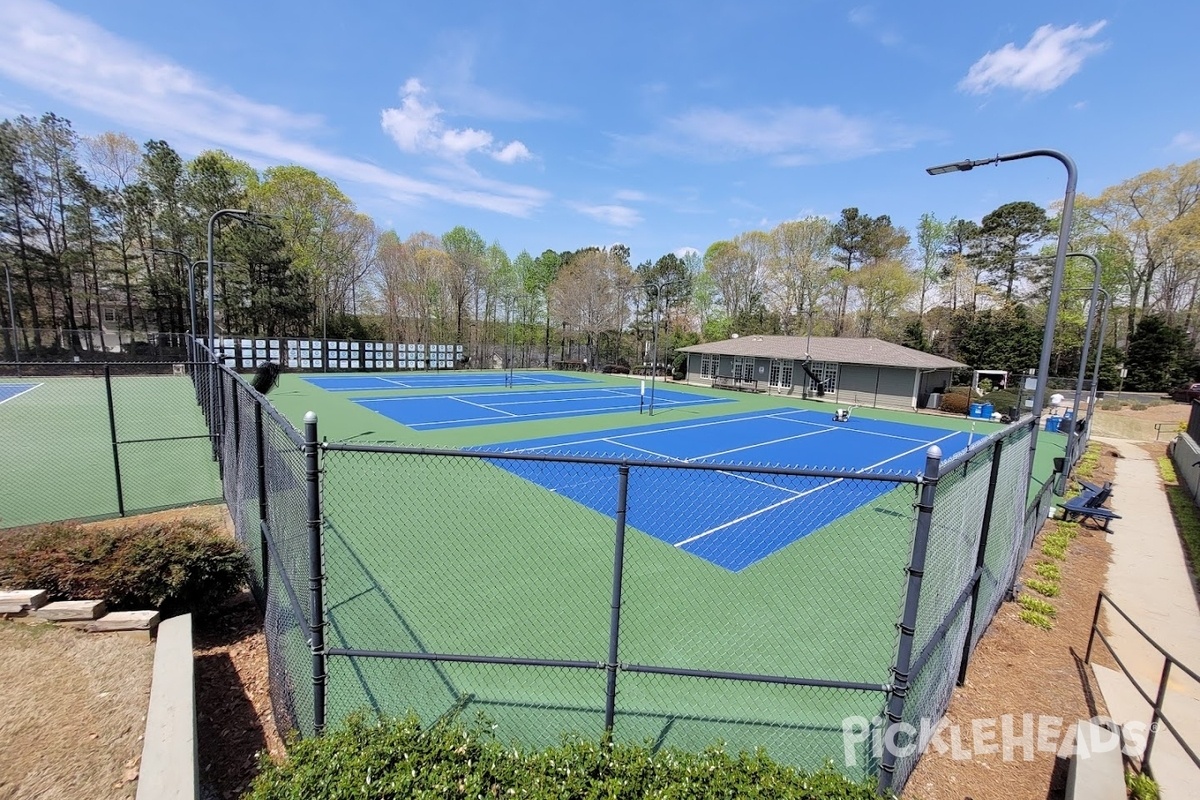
top-left (1085, 591), bottom-right (1200, 778)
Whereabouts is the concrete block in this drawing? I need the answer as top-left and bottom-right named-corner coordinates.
top-left (85, 610), bottom-right (160, 633)
top-left (0, 590), bottom-right (48, 611)
top-left (136, 614), bottom-right (197, 800)
top-left (1065, 720), bottom-right (1126, 800)
top-left (36, 599), bottom-right (107, 621)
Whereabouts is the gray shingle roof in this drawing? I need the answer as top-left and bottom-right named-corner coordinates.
top-left (679, 335), bottom-right (966, 369)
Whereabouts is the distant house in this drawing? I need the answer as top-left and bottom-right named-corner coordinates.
top-left (678, 335), bottom-right (966, 410)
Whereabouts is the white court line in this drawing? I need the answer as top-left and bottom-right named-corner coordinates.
top-left (674, 430), bottom-right (962, 548)
top-left (379, 377), bottom-right (413, 388)
top-left (506, 411), bottom-right (790, 453)
top-left (0, 383), bottom-right (43, 405)
top-left (689, 427), bottom-right (837, 461)
top-left (448, 395), bottom-right (517, 417)
top-left (770, 412), bottom-right (928, 444)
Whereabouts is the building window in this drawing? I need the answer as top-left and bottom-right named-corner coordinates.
top-left (732, 356), bottom-right (754, 381)
top-left (103, 308), bottom-right (117, 323)
top-left (700, 353), bottom-right (717, 377)
top-left (805, 361), bottom-right (838, 393)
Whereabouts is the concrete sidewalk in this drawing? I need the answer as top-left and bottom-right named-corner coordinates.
top-left (1090, 437), bottom-right (1200, 799)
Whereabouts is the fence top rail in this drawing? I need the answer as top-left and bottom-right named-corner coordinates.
top-left (322, 440), bottom-right (924, 482)
top-left (1097, 592), bottom-right (1200, 684)
top-left (216, 362), bottom-right (306, 449)
top-left (938, 416), bottom-right (1034, 475)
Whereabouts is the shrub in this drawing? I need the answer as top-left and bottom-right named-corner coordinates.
top-left (246, 713), bottom-right (889, 799)
top-left (1018, 609), bottom-right (1054, 630)
top-left (1025, 577), bottom-right (1060, 597)
top-left (0, 518), bottom-right (246, 616)
top-left (939, 392), bottom-right (969, 415)
top-left (1131, 402), bottom-right (1148, 411)
top-left (602, 364), bottom-right (631, 374)
top-left (1019, 595), bottom-right (1056, 616)
top-left (1098, 399), bottom-right (1123, 411)
top-left (1034, 562), bottom-right (1061, 581)
top-left (1127, 769), bottom-right (1160, 800)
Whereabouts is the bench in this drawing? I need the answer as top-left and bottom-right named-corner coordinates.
top-left (711, 376), bottom-right (760, 393)
top-left (1058, 485), bottom-right (1121, 530)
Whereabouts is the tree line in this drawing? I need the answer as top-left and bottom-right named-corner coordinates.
top-left (2, 111), bottom-right (1198, 389)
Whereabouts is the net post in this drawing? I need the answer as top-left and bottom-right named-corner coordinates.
top-left (104, 364), bottom-right (126, 517)
top-left (604, 462), bottom-right (631, 735)
top-left (879, 445), bottom-right (941, 794)
top-left (957, 437), bottom-right (1005, 686)
top-left (304, 411), bottom-right (327, 734)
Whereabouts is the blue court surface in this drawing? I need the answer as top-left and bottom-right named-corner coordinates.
top-left (354, 386), bottom-right (732, 430)
top-left (0, 383), bottom-right (40, 404)
top-left (477, 409), bottom-right (976, 571)
top-left (304, 371), bottom-right (594, 392)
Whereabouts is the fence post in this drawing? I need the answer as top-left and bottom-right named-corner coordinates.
top-left (957, 438), bottom-right (1004, 686)
top-left (604, 462), bottom-right (631, 735)
top-left (1084, 592), bottom-right (1103, 663)
top-left (878, 445), bottom-right (941, 794)
top-left (304, 412), bottom-right (327, 735)
top-left (255, 401), bottom-right (270, 602)
top-left (104, 365), bottom-right (126, 517)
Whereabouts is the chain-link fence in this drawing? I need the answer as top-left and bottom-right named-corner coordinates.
top-left (0, 359), bottom-right (221, 528)
top-left (55, 342), bottom-right (1046, 795)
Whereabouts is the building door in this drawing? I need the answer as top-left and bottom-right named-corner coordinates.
top-left (769, 361), bottom-right (793, 390)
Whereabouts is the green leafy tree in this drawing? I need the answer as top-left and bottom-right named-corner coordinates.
top-left (1124, 313), bottom-right (1196, 391)
top-left (979, 200), bottom-right (1051, 301)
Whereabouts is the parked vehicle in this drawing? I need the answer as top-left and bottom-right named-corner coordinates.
top-left (1169, 382), bottom-right (1200, 402)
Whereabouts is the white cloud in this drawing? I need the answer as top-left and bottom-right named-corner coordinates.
top-left (1170, 132), bottom-right (1200, 152)
top-left (628, 104), bottom-right (938, 165)
top-left (0, 0), bottom-right (546, 216)
top-left (571, 203), bottom-right (643, 228)
top-left (959, 22), bottom-right (1108, 95)
top-left (848, 6), bottom-right (903, 48)
top-left (380, 79), bottom-right (533, 166)
top-left (614, 189), bottom-right (649, 202)
top-left (673, 246), bottom-right (699, 259)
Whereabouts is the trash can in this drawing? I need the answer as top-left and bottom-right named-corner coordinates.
top-left (1045, 416), bottom-right (1061, 433)
top-left (1062, 409), bottom-right (1074, 423)
top-left (982, 402), bottom-right (994, 418)
top-left (969, 403), bottom-right (983, 418)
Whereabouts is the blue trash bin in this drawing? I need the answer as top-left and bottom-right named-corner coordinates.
top-left (1045, 416), bottom-right (1061, 433)
top-left (982, 402), bottom-right (994, 418)
top-left (969, 403), bottom-right (983, 418)
top-left (1062, 409), bottom-right (1074, 422)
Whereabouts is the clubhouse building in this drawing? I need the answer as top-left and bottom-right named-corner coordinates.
top-left (678, 335), bottom-right (966, 411)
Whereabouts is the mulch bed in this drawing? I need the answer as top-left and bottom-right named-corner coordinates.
top-left (902, 445), bottom-right (1120, 799)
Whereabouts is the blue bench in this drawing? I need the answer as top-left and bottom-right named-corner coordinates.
top-left (1058, 484), bottom-right (1121, 530)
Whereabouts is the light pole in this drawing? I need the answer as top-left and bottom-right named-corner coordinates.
top-left (926, 149), bottom-right (1077, 510)
top-left (151, 248), bottom-right (205, 361)
top-left (3, 262), bottom-right (19, 377)
top-left (633, 278), bottom-right (683, 415)
top-left (1060, 252), bottom-right (1103, 492)
top-left (206, 209), bottom-right (274, 361)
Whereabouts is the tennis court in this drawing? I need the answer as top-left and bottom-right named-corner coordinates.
top-left (352, 385), bottom-right (732, 430)
top-left (304, 371), bottom-right (595, 392)
top-left (478, 408), bottom-right (972, 570)
top-left (0, 383), bottom-right (40, 404)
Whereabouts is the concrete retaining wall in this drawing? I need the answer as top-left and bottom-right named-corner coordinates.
top-left (1168, 433), bottom-right (1200, 500)
top-left (136, 614), bottom-right (197, 800)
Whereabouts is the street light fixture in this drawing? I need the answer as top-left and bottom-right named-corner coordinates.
top-left (632, 278), bottom-right (684, 415)
top-left (150, 248), bottom-right (206, 361)
top-left (206, 208), bottom-right (275, 360)
top-left (925, 148), bottom-right (1077, 503)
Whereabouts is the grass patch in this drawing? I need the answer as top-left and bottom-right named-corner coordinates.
top-left (1018, 595), bottom-right (1056, 616)
top-left (1025, 578), bottom-right (1060, 598)
top-left (1127, 769), bottom-right (1160, 800)
top-left (1018, 609), bottom-right (1054, 630)
top-left (1158, 457), bottom-right (1200, 587)
top-left (1034, 562), bottom-right (1061, 581)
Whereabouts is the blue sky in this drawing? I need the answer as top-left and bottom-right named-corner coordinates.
top-left (0, 0), bottom-right (1196, 267)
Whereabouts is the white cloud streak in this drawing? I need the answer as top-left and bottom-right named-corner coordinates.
top-left (1170, 132), bottom-right (1200, 153)
top-left (959, 22), bottom-right (1108, 95)
top-left (571, 203), bottom-right (643, 228)
top-left (627, 105), bottom-right (938, 165)
top-left (0, 0), bottom-right (546, 216)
